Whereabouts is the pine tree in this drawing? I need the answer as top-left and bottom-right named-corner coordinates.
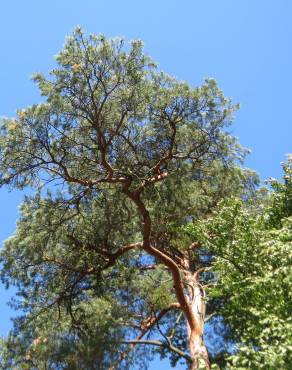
top-left (0, 28), bottom-right (258, 369)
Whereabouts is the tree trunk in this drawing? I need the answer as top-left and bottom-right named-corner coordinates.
top-left (123, 189), bottom-right (210, 369)
top-left (185, 270), bottom-right (210, 370)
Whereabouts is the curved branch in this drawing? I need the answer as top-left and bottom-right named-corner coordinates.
top-left (121, 339), bottom-right (192, 363)
top-left (110, 303), bottom-right (181, 370)
top-left (122, 183), bottom-right (198, 334)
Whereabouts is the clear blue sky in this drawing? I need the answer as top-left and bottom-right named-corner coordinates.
top-left (0, 1), bottom-right (291, 368)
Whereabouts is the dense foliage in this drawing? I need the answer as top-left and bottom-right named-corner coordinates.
top-left (0, 29), bottom-right (290, 369)
top-left (187, 157), bottom-right (292, 369)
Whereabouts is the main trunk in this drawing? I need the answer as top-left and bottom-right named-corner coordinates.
top-left (124, 189), bottom-right (210, 369)
top-left (185, 271), bottom-right (210, 370)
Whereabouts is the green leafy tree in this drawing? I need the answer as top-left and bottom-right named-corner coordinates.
top-left (0, 28), bottom-right (259, 369)
top-left (187, 157), bottom-right (292, 369)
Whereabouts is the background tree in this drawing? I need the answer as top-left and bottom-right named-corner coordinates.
top-left (0, 28), bottom-right (259, 369)
top-left (187, 157), bottom-right (292, 369)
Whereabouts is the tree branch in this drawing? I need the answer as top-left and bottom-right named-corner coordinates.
top-left (110, 303), bottom-right (181, 369)
top-left (122, 182), bottom-right (199, 335)
top-left (121, 339), bottom-right (192, 363)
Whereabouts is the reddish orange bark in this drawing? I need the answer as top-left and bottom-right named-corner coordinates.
top-left (123, 182), bottom-right (211, 369)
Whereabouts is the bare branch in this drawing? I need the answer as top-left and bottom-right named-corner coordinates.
top-left (121, 340), bottom-right (192, 363)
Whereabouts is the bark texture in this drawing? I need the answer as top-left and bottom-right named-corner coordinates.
top-left (123, 183), bottom-right (210, 369)
top-left (185, 269), bottom-right (210, 370)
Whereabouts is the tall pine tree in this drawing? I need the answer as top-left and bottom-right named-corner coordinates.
top-left (0, 29), bottom-right (264, 369)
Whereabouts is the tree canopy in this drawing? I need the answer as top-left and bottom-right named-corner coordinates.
top-left (0, 29), bottom-right (290, 370)
top-left (186, 157), bottom-right (292, 369)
